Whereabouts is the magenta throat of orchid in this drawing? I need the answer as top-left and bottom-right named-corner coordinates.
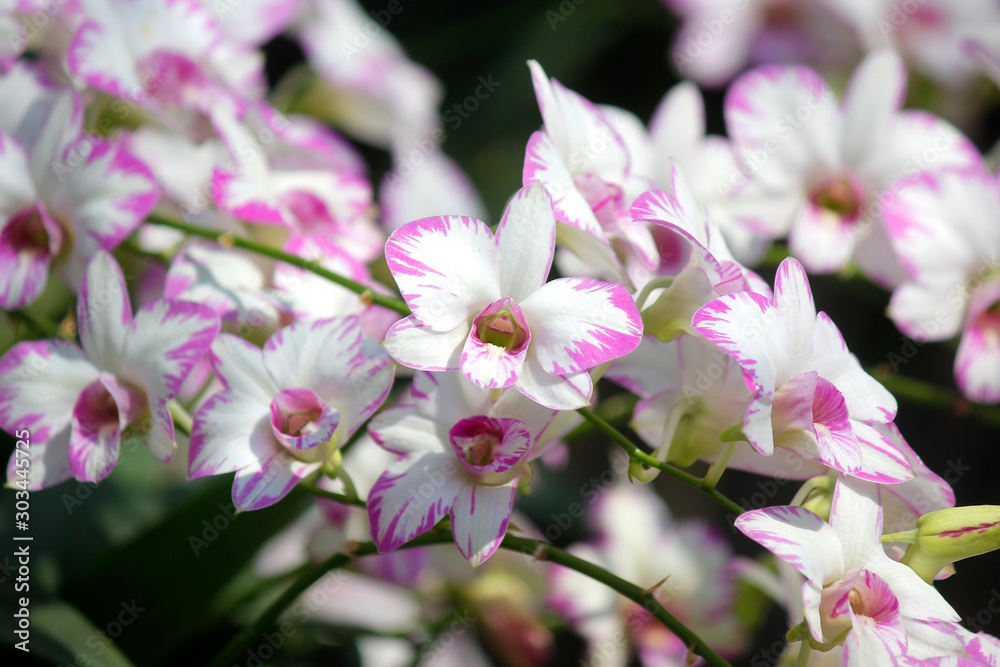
top-left (450, 417), bottom-right (504, 467)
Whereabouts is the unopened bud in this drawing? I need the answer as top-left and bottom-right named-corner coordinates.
top-left (897, 506), bottom-right (1000, 583)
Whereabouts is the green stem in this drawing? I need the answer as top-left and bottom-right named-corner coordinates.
top-left (576, 407), bottom-right (745, 517)
top-left (10, 309), bottom-right (62, 338)
top-left (208, 525), bottom-right (732, 667)
top-left (299, 483), bottom-right (367, 509)
top-left (145, 213), bottom-right (411, 316)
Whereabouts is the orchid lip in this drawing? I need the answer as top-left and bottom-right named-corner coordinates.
top-left (269, 387), bottom-right (340, 458)
top-left (810, 174), bottom-right (864, 223)
top-left (472, 297), bottom-right (530, 353)
top-left (448, 416), bottom-right (532, 486)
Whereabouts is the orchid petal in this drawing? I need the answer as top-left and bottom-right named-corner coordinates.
top-left (495, 184), bottom-right (556, 302)
top-left (232, 450), bottom-right (317, 511)
top-left (451, 482), bottom-right (517, 568)
top-left (381, 316), bottom-right (466, 371)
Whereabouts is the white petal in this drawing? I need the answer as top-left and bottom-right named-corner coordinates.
top-left (451, 482), bottom-right (517, 568)
top-left (495, 184), bottom-right (555, 302)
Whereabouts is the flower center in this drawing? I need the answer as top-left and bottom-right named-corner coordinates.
top-left (138, 50), bottom-right (205, 105)
top-left (3, 205), bottom-right (59, 257)
top-left (476, 305), bottom-right (527, 351)
top-left (811, 175), bottom-right (862, 222)
top-left (268, 388), bottom-right (340, 461)
top-left (452, 421), bottom-right (504, 467)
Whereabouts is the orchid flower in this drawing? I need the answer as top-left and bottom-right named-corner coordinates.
top-left (523, 59), bottom-right (655, 286)
top-left (0, 251), bottom-right (219, 488)
top-left (367, 370), bottom-right (558, 567)
top-left (736, 475), bottom-right (964, 664)
top-left (189, 314), bottom-right (394, 510)
top-left (693, 257), bottom-right (914, 483)
top-left (382, 184), bottom-right (642, 410)
top-left (883, 164), bottom-right (1000, 403)
top-left (724, 48), bottom-right (979, 286)
top-left (0, 63), bottom-right (158, 308)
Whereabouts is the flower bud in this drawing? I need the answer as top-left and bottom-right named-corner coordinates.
top-left (900, 506), bottom-right (1000, 583)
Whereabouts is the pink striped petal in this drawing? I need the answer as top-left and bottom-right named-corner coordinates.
top-left (852, 421), bottom-right (915, 484)
top-left (211, 168), bottom-right (286, 225)
top-left (451, 482), bottom-right (517, 568)
top-left (368, 451), bottom-right (463, 553)
top-left (385, 215), bottom-right (500, 330)
top-left (382, 316), bottom-right (466, 372)
top-left (955, 311), bottom-right (1000, 403)
top-left (809, 377), bottom-right (862, 475)
top-left (522, 131), bottom-right (603, 238)
top-left (0, 340), bottom-right (98, 446)
top-left (725, 64), bottom-right (840, 190)
top-left (50, 137), bottom-right (159, 291)
top-left (495, 184), bottom-right (556, 302)
top-left (189, 388), bottom-right (273, 479)
top-left (368, 406), bottom-right (446, 457)
top-left (209, 334), bottom-right (278, 403)
top-left (519, 277), bottom-right (641, 376)
top-left (78, 251), bottom-right (132, 374)
top-left (5, 429), bottom-right (73, 490)
top-left (233, 450), bottom-right (317, 511)
top-left (694, 291), bottom-right (780, 395)
top-left (773, 258), bottom-right (817, 373)
top-left (735, 505), bottom-right (844, 621)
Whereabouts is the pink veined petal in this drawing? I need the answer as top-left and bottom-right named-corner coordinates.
top-left (734, 505), bottom-right (845, 591)
top-left (839, 49), bottom-right (907, 169)
top-left (868, 556), bottom-right (960, 624)
top-left (0, 340), bottom-right (98, 442)
top-left (773, 258), bottom-right (817, 374)
top-left (67, 18), bottom-right (142, 102)
top-left (384, 215), bottom-right (501, 330)
top-left (883, 169), bottom-right (991, 286)
top-left (808, 377), bottom-right (862, 476)
top-left (124, 297), bottom-right (220, 402)
top-left (851, 420), bottom-right (915, 484)
top-left (48, 137), bottom-right (159, 291)
top-left (522, 130), bottom-right (604, 238)
top-left (368, 405), bottom-right (448, 457)
top-left (262, 316), bottom-right (363, 394)
top-left (954, 315), bottom-right (1000, 404)
top-left (495, 183), bottom-right (556, 302)
top-left (78, 250), bottom-right (132, 375)
top-left (514, 353), bottom-right (593, 411)
top-left (68, 373), bottom-right (144, 483)
top-left (381, 316), bottom-right (466, 372)
top-left (829, 476), bottom-right (883, 571)
top-left (693, 291), bottom-right (781, 395)
top-left (5, 429), bottom-right (73, 490)
top-left (460, 297), bottom-right (531, 390)
top-left (451, 482), bottom-right (518, 568)
top-left (209, 334), bottom-right (278, 404)
top-left (269, 388), bottom-right (340, 451)
top-left (742, 390), bottom-right (776, 456)
top-left (189, 389), bottom-right (273, 480)
top-left (553, 215), bottom-right (631, 286)
top-left (519, 277), bottom-right (642, 376)
top-left (367, 451), bottom-right (463, 553)
top-left (843, 570), bottom-right (907, 667)
top-left (232, 450), bottom-right (318, 511)
top-left (724, 64), bottom-right (841, 190)
top-left (211, 168), bottom-right (286, 225)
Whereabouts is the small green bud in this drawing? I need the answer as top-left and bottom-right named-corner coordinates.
top-left (900, 506), bottom-right (1000, 583)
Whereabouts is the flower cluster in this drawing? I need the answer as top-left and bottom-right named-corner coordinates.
top-left (2, 1), bottom-right (1000, 666)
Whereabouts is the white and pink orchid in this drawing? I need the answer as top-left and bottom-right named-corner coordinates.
top-left (189, 314), bottom-right (394, 511)
top-left (736, 475), bottom-right (964, 663)
top-left (693, 257), bottom-right (914, 483)
top-left (367, 370), bottom-right (558, 567)
top-left (0, 64), bottom-right (158, 308)
top-left (883, 164), bottom-right (1000, 403)
top-left (0, 251), bottom-right (219, 488)
top-left (724, 48), bottom-right (979, 285)
top-left (382, 184), bottom-right (643, 410)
